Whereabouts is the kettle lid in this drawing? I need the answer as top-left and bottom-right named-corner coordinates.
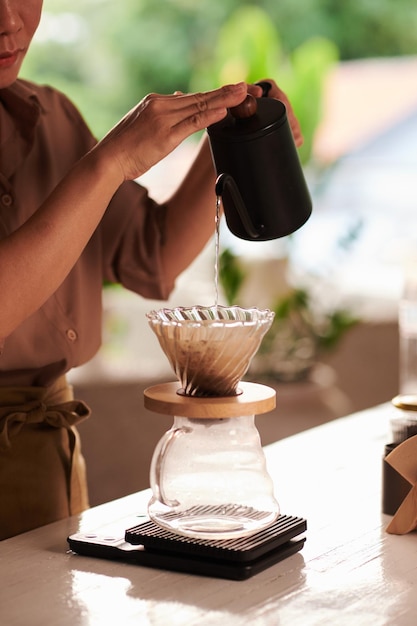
top-left (207, 97), bottom-right (287, 142)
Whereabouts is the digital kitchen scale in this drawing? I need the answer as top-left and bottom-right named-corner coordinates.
top-left (68, 513), bottom-right (306, 581)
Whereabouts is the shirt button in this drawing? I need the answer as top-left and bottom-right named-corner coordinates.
top-left (66, 329), bottom-right (78, 342)
top-left (1, 193), bottom-right (13, 207)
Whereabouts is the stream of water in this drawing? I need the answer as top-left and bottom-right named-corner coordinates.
top-left (214, 195), bottom-right (221, 310)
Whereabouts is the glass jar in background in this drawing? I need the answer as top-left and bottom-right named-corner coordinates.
top-left (390, 394), bottom-right (417, 444)
top-left (399, 265), bottom-right (417, 394)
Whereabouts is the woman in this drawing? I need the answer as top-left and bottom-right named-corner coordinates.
top-left (0, 0), bottom-right (302, 539)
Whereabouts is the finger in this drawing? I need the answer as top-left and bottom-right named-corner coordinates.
top-left (168, 82), bottom-right (247, 114)
top-left (157, 83), bottom-right (246, 137)
top-left (247, 83), bottom-right (262, 98)
top-left (171, 104), bottom-right (229, 138)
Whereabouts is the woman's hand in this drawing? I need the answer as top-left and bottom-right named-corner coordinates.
top-left (248, 79), bottom-right (303, 147)
top-left (95, 82), bottom-right (248, 183)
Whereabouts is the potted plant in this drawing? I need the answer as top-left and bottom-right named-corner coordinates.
top-left (219, 248), bottom-right (359, 382)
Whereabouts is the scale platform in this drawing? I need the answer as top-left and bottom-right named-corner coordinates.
top-left (68, 514), bottom-right (306, 581)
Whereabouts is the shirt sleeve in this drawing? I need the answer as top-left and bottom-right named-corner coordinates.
top-left (53, 87), bottom-right (176, 301)
top-left (98, 179), bottom-right (175, 301)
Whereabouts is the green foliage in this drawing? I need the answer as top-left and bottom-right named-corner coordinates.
top-left (250, 285), bottom-right (359, 380)
top-left (190, 7), bottom-right (338, 163)
top-left (190, 5), bottom-right (283, 90)
top-left (218, 247), bottom-right (359, 360)
top-left (269, 287), bottom-right (359, 354)
top-left (21, 0), bottom-right (417, 140)
top-left (318, 309), bottom-right (360, 351)
top-left (311, 0), bottom-right (417, 60)
top-left (219, 248), bottom-right (246, 306)
top-left (283, 37), bottom-right (339, 164)
top-left (273, 289), bottom-right (309, 321)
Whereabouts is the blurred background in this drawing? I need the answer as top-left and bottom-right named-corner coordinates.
top-left (19, 0), bottom-right (417, 501)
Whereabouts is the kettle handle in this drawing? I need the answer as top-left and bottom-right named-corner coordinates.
top-left (215, 173), bottom-right (261, 239)
top-left (255, 81), bottom-right (272, 97)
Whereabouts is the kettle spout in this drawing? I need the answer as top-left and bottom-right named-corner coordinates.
top-left (215, 173), bottom-right (261, 240)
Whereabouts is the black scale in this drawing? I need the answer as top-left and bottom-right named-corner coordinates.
top-left (68, 513), bottom-right (306, 580)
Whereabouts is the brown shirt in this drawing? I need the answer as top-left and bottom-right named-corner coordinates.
top-left (0, 79), bottom-right (173, 387)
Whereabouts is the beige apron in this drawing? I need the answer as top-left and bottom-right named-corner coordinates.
top-left (0, 376), bottom-right (91, 540)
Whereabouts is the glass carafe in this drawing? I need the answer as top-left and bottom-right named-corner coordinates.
top-left (145, 381), bottom-right (279, 540)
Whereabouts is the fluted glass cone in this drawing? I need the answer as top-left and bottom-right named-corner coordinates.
top-left (146, 305), bottom-right (274, 397)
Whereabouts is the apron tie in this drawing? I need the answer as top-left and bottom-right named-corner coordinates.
top-left (0, 399), bottom-right (90, 451)
top-left (0, 377), bottom-right (91, 538)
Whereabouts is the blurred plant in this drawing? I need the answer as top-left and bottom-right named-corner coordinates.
top-left (263, 287), bottom-right (358, 351)
top-left (219, 248), bottom-right (359, 381)
top-left (255, 287), bottom-right (359, 381)
top-left (21, 0), bottom-right (417, 140)
top-left (252, 288), bottom-right (359, 382)
top-left (219, 248), bottom-right (246, 305)
top-left (190, 5), bottom-right (339, 164)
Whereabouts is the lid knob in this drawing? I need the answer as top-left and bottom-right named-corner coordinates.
top-left (229, 94), bottom-right (257, 119)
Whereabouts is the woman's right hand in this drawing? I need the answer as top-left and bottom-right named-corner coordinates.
top-left (94, 82), bottom-right (248, 184)
top-left (248, 80), bottom-right (303, 147)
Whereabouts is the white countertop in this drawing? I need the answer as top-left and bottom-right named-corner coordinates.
top-left (1, 402), bottom-right (416, 626)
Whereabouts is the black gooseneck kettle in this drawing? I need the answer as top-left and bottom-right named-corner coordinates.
top-left (207, 83), bottom-right (312, 241)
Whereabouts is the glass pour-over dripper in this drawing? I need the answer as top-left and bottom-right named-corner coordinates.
top-left (146, 305), bottom-right (274, 397)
